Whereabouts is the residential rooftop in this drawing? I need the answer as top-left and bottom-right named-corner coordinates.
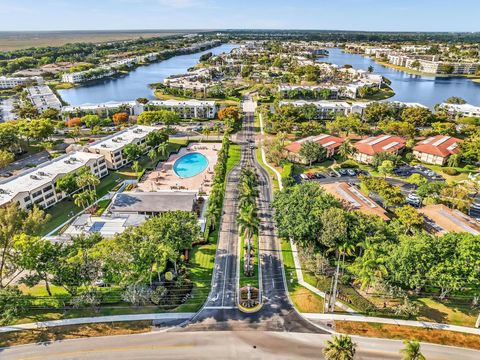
top-left (419, 204), bottom-right (480, 235)
top-left (110, 191), bottom-right (197, 214)
top-left (0, 152), bottom-right (103, 206)
top-left (354, 135), bottom-right (406, 156)
top-left (88, 125), bottom-right (159, 152)
top-left (285, 134), bottom-right (345, 153)
top-left (413, 135), bottom-right (462, 157)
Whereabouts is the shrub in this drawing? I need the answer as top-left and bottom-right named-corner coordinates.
top-left (405, 153), bottom-right (414, 162)
top-left (150, 285), bottom-right (168, 305)
top-left (164, 271), bottom-right (174, 282)
top-left (70, 290), bottom-right (102, 311)
top-left (122, 285), bottom-right (152, 306)
top-left (443, 167), bottom-right (459, 175)
top-left (0, 287), bottom-right (30, 325)
top-left (340, 160), bottom-right (359, 169)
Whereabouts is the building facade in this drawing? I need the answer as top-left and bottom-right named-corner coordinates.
top-left (353, 135), bottom-right (406, 164)
top-left (413, 135), bottom-right (462, 165)
top-left (0, 152), bottom-right (107, 210)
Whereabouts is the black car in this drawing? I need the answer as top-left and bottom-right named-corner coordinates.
top-left (315, 172), bottom-right (325, 179)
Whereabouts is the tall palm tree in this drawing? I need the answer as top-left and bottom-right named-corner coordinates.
top-left (238, 203), bottom-right (260, 275)
top-left (73, 189), bottom-right (97, 209)
top-left (323, 335), bottom-right (356, 360)
top-left (447, 153), bottom-right (459, 168)
top-left (157, 142), bottom-right (169, 159)
top-left (400, 340), bottom-right (425, 360)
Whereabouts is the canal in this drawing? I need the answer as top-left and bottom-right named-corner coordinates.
top-left (321, 48), bottom-right (480, 107)
top-left (58, 43), bottom-right (238, 105)
top-left (59, 45), bottom-right (480, 108)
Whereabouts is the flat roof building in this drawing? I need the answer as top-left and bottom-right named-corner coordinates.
top-left (0, 76), bottom-right (43, 89)
top-left (353, 135), bottom-right (406, 164)
top-left (440, 103), bottom-right (480, 118)
top-left (26, 85), bottom-right (62, 112)
top-left (321, 182), bottom-right (389, 220)
top-left (0, 152), bottom-right (107, 210)
top-left (419, 204), bottom-right (480, 235)
top-left (110, 191), bottom-right (197, 215)
top-left (148, 99), bottom-right (217, 119)
top-left (413, 135), bottom-right (462, 165)
top-left (87, 125), bottom-right (160, 170)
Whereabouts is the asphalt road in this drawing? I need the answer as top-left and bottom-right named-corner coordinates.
top-left (3, 330), bottom-right (479, 360)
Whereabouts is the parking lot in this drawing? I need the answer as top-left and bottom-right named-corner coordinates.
top-left (394, 164), bottom-right (444, 181)
top-left (293, 167), bottom-right (368, 184)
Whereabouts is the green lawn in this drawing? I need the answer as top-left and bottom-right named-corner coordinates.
top-left (239, 234), bottom-right (259, 288)
top-left (255, 147), bottom-right (279, 191)
top-left (226, 144), bottom-right (241, 173)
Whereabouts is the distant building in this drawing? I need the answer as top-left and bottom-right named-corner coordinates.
top-left (440, 103), bottom-right (480, 118)
top-left (413, 135), bottom-right (462, 165)
top-left (0, 76), bottom-right (43, 89)
top-left (285, 134), bottom-right (345, 163)
top-left (353, 135), bottom-right (406, 164)
top-left (279, 100), bottom-right (352, 119)
top-left (148, 99), bottom-right (217, 119)
top-left (26, 85), bottom-right (62, 112)
top-left (0, 152), bottom-right (107, 210)
top-left (61, 101), bottom-right (144, 119)
top-left (86, 125), bottom-right (160, 170)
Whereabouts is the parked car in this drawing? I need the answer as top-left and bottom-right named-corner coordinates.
top-left (338, 169), bottom-right (348, 176)
top-left (328, 171), bottom-right (338, 178)
top-left (347, 169), bottom-right (356, 176)
top-left (406, 193), bottom-right (422, 207)
top-left (315, 172), bottom-right (325, 179)
top-left (300, 173), bottom-right (309, 181)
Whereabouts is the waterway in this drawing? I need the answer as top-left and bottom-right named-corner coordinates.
top-left (321, 48), bottom-right (480, 107)
top-left (59, 45), bottom-right (480, 108)
top-left (58, 43), bottom-right (238, 106)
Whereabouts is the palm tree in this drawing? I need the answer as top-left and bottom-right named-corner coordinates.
top-left (400, 340), bottom-right (425, 360)
top-left (350, 244), bottom-right (388, 293)
top-left (132, 161), bottom-right (142, 177)
top-left (338, 139), bottom-right (356, 160)
top-left (157, 142), bottom-right (169, 159)
top-left (238, 203), bottom-right (260, 275)
top-left (323, 335), bottom-right (356, 360)
top-left (73, 189), bottom-right (97, 209)
top-left (447, 153), bottom-right (459, 168)
top-left (148, 149), bottom-right (157, 162)
top-left (76, 170), bottom-right (100, 191)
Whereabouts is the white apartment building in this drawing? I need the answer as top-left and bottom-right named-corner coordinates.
top-left (279, 100), bottom-right (352, 119)
top-left (61, 101), bottom-right (144, 119)
top-left (86, 125), bottom-right (160, 170)
top-left (0, 152), bottom-right (107, 210)
top-left (440, 103), bottom-right (480, 117)
top-left (26, 85), bottom-right (62, 112)
top-left (148, 99), bottom-right (217, 119)
top-left (0, 76), bottom-right (43, 89)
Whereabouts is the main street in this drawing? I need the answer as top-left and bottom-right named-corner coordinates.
top-left (186, 99), bottom-right (322, 332)
top-left (3, 330), bottom-right (480, 360)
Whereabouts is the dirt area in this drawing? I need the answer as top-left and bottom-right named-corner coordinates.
top-left (139, 143), bottom-right (219, 193)
top-left (0, 321), bottom-right (152, 348)
top-left (336, 321), bottom-right (480, 350)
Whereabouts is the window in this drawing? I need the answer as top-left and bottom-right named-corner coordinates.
top-left (44, 185), bottom-right (53, 192)
top-left (44, 192), bottom-right (54, 199)
top-left (32, 190), bottom-right (42, 198)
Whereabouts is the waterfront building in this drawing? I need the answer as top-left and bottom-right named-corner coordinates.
top-left (26, 85), bottom-right (62, 112)
top-left (439, 103), bottom-right (480, 117)
top-left (0, 76), bottom-right (43, 89)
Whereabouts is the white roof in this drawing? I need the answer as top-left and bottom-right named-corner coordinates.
top-left (62, 101), bottom-right (138, 112)
top-left (279, 100), bottom-right (351, 109)
top-left (88, 125), bottom-right (159, 152)
top-left (0, 152), bottom-right (103, 206)
top-left (440, 103), bottom-right (480, 113)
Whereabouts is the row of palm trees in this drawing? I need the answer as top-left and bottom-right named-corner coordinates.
top-left (324, 335), bottom-right (425, 360)
top-left (237, 167), bottom-right (260, 277)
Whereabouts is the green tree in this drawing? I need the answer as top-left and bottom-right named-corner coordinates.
top-left (14, 234), bottom-right (60, 296)
top-left (400, 340), bottom-right (426, 360)
top-left (338, 139), bottom-right (356, 159)
top-left (138, 110), bottom-right (179, 126)
top-left (146, 130), bottom-right (168, 148)
top-left (73, 189), bottom-right (97, 209)
top-left (299, 140), bottom-right (325, 166)
top-left (132, 160), bottom-right (142, 177)
top-left (394, 206), bottom-right (424, 234)
top-left (81, 114), bottom-right (101, 129)
top-left (378, 160), bottom-right (394, 178)
top-left (447, 153), bottom-right (460, 168)
top-left (76, 167), bottom-right (100, 191)
top-left (0, 149), bottom-right (15, 168)
top-left (445, 96), bottom-right (466, 105)
top-left (56, 172), bottom-right (78, 196)
top-left (401, 107), bottom-right (433, 127)
top-left (0, 286), bottom-right (30, 325)
top-left (0, 204), bottom-right (48, 288)
top-left (323, 335), bottom-right (356, 360)
top-left (123, 143), bottom-right (144, 163)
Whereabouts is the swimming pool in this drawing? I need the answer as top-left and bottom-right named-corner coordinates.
top-left (173, 152), bottom-right (209, 178)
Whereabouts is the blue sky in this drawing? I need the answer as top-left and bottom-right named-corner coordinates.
top-left (0, 0), bottom-right (478, 32)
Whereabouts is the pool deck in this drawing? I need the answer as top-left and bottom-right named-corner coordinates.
top-left (138, 143), bottom-right (219, 193)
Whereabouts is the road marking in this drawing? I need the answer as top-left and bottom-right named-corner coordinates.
top-left (18, 345), bottom-right (194, 360)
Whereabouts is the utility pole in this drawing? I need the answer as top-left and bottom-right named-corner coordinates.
top-left (329, 255), bottom-right (341, 313)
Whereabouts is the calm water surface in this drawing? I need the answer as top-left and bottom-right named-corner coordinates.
top-left (59, 45), bottom-right (480, 108)
top-left (58, 44), bottom-right (238, 105)
top-left (321, 48), bottom-right (480, 107)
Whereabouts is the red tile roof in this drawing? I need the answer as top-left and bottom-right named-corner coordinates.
top-left (353, 135), bottom-right (406, 156)
top-left (413, 135), bottom-right (462, 157)
top-left (285, 134), bottom-right (345, 153)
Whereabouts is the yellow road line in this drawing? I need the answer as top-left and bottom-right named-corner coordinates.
top-left (18, 344), bottom-right (194, 360)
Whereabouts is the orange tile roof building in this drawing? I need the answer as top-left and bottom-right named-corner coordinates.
top-left (413, 135), bottom-right (462, 165)
top-left (285, 134), bottom-right (345, 164)
top-left (352, 135), bottom-right (406, 164)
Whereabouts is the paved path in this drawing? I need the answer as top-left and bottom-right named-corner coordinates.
top-left (0, 313), bottom-right (195, 334)
top-left (303, 313), bottom-right (480, 336)
top-left (2, 330), bottom-right (479, 360)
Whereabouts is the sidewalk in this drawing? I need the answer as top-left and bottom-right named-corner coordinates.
top-left (302, 313), bottom-right (480, 336)
top-left (0, 313), bottom-right (196, 334)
